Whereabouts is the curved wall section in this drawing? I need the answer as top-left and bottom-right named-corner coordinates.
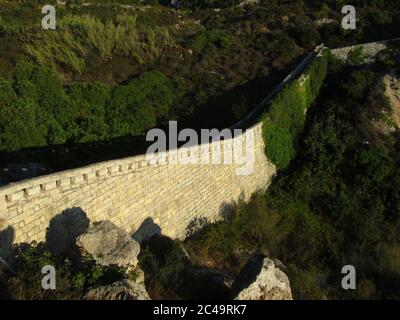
top-left (4, 39), bottom-right (394, 246)
top-left (0, 122), bottom-right (275, 243)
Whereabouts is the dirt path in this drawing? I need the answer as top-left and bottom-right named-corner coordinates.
top-left (384, 71), bottom-right (400, 128)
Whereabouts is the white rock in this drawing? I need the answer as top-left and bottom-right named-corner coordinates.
top-left (76, 221), bottom-right (140, 268)
top-left (234, 256), bottom-right (292, 300)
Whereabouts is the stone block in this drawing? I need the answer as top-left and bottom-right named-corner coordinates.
top-left (139, 161), bottom-right (148, 168)
top-left (120, 164), bottom-right (130, 173)
top-left (42, 181), bottom-right (57, 191)
top-left (108, 166), bottom-right (120, 175)
top-left (25, 185), bottom-right (42, 197)
top-left (57, 178), bottom-right (71, 189)
top-left (0, 194), bottom-right (7, 213)
top-left (96, 168), bottom-right (108, 177)
top-left (7, 190), bottom-right (24, 202)
top-left (84, 171), bottom-right (96, 182)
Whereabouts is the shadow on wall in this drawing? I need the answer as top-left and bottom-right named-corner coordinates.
top-left (45, 207), bottom-right (90, 257)
top-left (219, 200), bottom-right (237, 221)
top-left (184, 194), bottom-right (243, 239)
top-left (185, 216), bottom-right (210, 239)
top-left (0, 219), bottom-right (14, 263)
top-left (221, 191), bottom-right (247, 221)
top-left (132, 217), bottom-right (162, 244)
top-left (0, 207), bottom-right (90, 261)
top-left (0, 219), bottom-right (14, 299)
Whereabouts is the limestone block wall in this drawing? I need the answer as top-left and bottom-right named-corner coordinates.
top-left (0, 122), bottom-right (276, 245)
top-left (331, 38), bottom-right (400, 62)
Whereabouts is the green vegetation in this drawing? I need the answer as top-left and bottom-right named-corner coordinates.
top-left (2, 0), bottom-right (400, 301)
top-left (184, 59), bottom-right (400, 300)
top-left (0, 61), bottom-right (175, 151)
top-left (347, 46), bottom-right (365, 66)
top-left (185, 194), bottom-right (283, 271)
top-left (2, 241), bottom-right (130, 299)
top-left (26, 14), bottom-right (173, 74)
top-left (262, 50), bottom-right (329, 169)
top-left (138, 238), bottom-right (187, 299)
top-left (107, 70), bottom-right (175, 137)
top-left (0, 0), bottom-right (399, 155)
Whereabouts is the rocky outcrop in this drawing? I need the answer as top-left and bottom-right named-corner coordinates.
top-left (237, 0), bottom-right (259, 7)
top-left (233, 254), bottom-right (292, 300)
top-left (384, 72), bottom-right (400, 128)
top-left (315, 18), bottom-right (335, 26)
top-left (76, 221), bottom-right (140, 268)
top-left (84, 266), bottom-right (150, 300)
top-left (84, 279), bottom-right (150, 300)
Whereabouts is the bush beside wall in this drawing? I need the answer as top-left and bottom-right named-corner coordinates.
top-left (261, 50), bottom-right (329, 169)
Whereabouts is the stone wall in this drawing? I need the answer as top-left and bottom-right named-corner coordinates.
top-left (331, 38), bottom-right (400, 62)
top-left (232, 45), bottom-right (323, 129)
top-left (0, 45), bottom-right (330, 250)
top-left (0, 42), bottom-right (347, 250)
top-left (0, 122), bottom-right (275, 248)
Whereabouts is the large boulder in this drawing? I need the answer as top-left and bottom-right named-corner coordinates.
top-left (84, 279), bottom-right (150, 300)
top-left (76, 221), bottom-right (140, 268)
top-left (84, 260), bottom-right (150, 300)
top-left (233, 254), bottom-right (292, 300)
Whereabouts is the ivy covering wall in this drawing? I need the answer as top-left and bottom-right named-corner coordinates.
top-left (261, 49), bottom-right (329, 169)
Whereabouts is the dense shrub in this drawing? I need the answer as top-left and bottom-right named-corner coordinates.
top-left (261, 49), bottom-right (329, 169)
top-left (185, 194), bottom-right (284, 269)
top-left (0, 61), bottom-right (175, 151)
top-left (347, 47), bottom-right (365, 66)
top-left (138, 238), bottom-right (187, 299)
top-left (67, 82), bottom-right (111, 142)
top-left (185, 63), bottom-right (400, 300)
top-left (107, 71), bottom-right (174, 137)
top-left (1, 240), bottom-right (133, 300)
top-left (376, 49), bottom-right (397, 69)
